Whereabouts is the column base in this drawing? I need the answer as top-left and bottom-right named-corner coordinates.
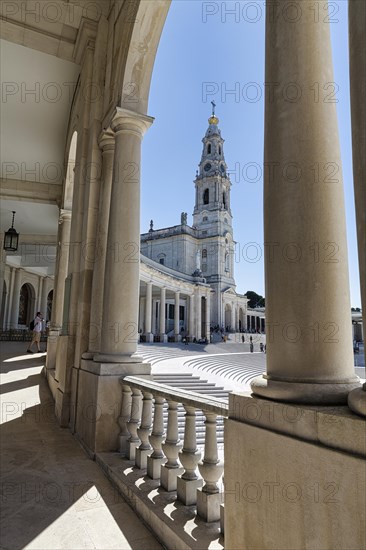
top-left (348, 384), bottom-right (366, 417)
top-left (94, 352), bottom-right (144, 364)
top-left (160, 465), bottom-right (184, 492)
top-left (174, 334), bottom-right (181, 343)
top-left (135, 448), bottom-right (152, 469)
top-left (144, 333), bottom-right (154, 343)
top-left (81, 351), bottom-right (95, 360)
top-left (251, 376), bottom-right (361, 405)
top-left (147, 456), bottom-right (166, 479)
top-left (128, 441), bottom-right (139, 461)
top-left (160, 334), bottom-right (167, 343)
top-left (197, 488), bottom-right (223, 522)
top-left (177, 477), bottom-right (203, 506)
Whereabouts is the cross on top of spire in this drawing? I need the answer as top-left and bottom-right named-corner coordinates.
top-left (211, 100), bottom-right (216, 116)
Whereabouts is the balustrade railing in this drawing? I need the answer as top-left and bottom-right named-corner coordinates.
top-left (118, 376), bottom-right (229, 524)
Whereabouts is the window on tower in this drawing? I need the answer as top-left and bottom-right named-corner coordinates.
top-left (223, 192), bottom-right (227, 209)
top-left (203, 188), bottom-right (209, 204)
top-left (207, 143), bottom-right (211, 154)
top-left (202, 249), bottom-right (207, 259)
top-left (219, 146), bottom-right (221, 155)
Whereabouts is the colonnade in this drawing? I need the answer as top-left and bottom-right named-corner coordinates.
top-left (0, 266), bottom-right (52, 329)
top-left (139, 282), bottom-right (211, 342)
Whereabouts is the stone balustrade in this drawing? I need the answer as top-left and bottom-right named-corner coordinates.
top-left (118, 376), bottom-right (229, 524)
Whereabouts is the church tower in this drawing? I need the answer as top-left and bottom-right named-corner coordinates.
top-left (192, 105), bottom-right (236, 326)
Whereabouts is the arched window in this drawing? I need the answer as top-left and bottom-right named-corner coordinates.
top-left (219, 146), bottom-right (221, 155)
top-left (202, 249), bottom-right (207, 259)
top-left (203, 188), bottom-right (209, 205)
top-left (207, 143), bottom-right (211, 154)
top-left (223, 192), bottom-right (227, 209)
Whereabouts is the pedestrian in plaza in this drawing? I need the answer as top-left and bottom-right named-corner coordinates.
top-left (27, 312), bottom-right (44, 354)
top-left (250, 341), bottom-right (254, 353)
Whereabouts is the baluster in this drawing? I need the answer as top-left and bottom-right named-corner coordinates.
top-left (147, 396), bottom-right (166, 479)
top-left (118, 383), bottom-right (132, 456)
top-left (135, 391), bottom-right (153, 469)
top-left (177, 405), bottom-right (202, 505)
top-left (161, 400), bottom-right (183, 491)
top-left (197, 412), bottom-right (224, 521)
top-left (126, 388), bottom-right (142, 461)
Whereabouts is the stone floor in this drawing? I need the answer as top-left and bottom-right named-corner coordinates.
top-left (0, 342), bottom-right (163, 550)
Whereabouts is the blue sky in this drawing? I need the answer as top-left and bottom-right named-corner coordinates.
top-left (141, 0), bottom-right (361, 307)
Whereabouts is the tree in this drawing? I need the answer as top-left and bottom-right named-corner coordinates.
top-left (246, 291), bottom-right (265, 308)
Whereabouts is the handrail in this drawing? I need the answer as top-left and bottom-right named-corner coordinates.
top-left (123, 376), bottom-right (229, 417)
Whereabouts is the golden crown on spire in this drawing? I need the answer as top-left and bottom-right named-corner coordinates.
top-left (209, 100), bottom-right (219, 125)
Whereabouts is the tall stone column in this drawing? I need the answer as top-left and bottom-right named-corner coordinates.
top-left (84, 131), bottom-right (115, 357)
top-left (231, 303), bottom-right (236, 332)
top-left (10, 268), bottom-right (22, 327)
top-left (51, 210), bottom-right (72, 330)
top-left (159, 287), bottom-right (167, 343)
top-left (196, 290), bottom-right (202, 340)
top-left (206, 291), bottom-right (211, 340)
top-left (189, 294), bottom-right (195, 340)
top-left (145, 282), bottom-right (153, 342)
top-left (41, 277), bottom-right (49, 320)
top-left (0, 235), bottom-right (6, 326)
top-left (37, 276), bottom-right (43, 313)
top-left (251, 0), bottom-right (360, 404)
top-left (174, 291), bottom-right (180, 341)
top-left (96, 108), bottom-right (153, 363)
top-left (5, 267), bottom-right (14, 328)
top-left (347, 0), bottom-right (366, 416)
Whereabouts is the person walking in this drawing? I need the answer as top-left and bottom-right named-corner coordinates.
top-left (250, 341), bottom-right (254, 353)
top-left (27, 312), bottom-right (44, 354)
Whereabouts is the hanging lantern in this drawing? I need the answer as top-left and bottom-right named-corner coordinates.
top-left (3, 211), bottom-right (19, 252)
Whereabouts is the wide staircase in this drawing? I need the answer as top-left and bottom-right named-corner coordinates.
top-left (152, 372), bottom-right (229, 447)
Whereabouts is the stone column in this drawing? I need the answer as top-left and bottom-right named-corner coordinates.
top-left (10, 268), bottom-right (22, 328)
top-left (196, 290), bottom-right (202, 340)
top-left (51, 210), bottom-right (72, 330)
top-left (205, 291), bottom-right (211, 341)
top-left (5, 267), bottom-right (14, 328)
top-left (96, 108), bottom-right (153, 363)
top-left (159, 287), bottom-right (167, 343)
top-left (0, 236), bottom-right (6, 325)
top-left (37, 276), bottom-right (43, 313)
top-left (40, 278), bottom-right (49, 320)
top-left (347, 0), bottom-right (366, 417)
top-left (84, 131), bottom-right (115, 357)
top-left (230, 303), bottom-right (235, 333)
top-left (144, 282), bottom-right (153, 342)
top-left (174, 291), bottom-right (180, 342)
top-left (189, 294), bottom-right (195, 341)
top-left (251, 0), bottom-right (360, 404)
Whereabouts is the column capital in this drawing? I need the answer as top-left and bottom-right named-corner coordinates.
top-left (98, 129), bottom-right (115, 153)
top-left (111, 107), bottom-right (154, 138)
top-left (59, 209), bottom-right (72, 224)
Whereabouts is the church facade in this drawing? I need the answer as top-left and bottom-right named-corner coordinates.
top-left (139, 109), bottom-right (248, 341)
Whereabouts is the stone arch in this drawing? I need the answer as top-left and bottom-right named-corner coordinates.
top-left (18, 283), bottom-right (36, 326)
top-left (63, 130), bottom-right (78, 210)
top-left (116, 1), bottom-right (171, 116)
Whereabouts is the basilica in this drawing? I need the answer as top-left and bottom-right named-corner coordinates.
top-left (138, 107), bottom-right (249, 341)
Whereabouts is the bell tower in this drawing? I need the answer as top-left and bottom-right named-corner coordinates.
top-left (193, 102), bottom-right (233, 235)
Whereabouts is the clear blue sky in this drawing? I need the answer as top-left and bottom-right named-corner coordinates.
top-left (141, 0), bottom-right (361, 308)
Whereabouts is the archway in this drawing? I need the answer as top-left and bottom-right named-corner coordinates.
top-left (18, 283), bottom-right (35, 326)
